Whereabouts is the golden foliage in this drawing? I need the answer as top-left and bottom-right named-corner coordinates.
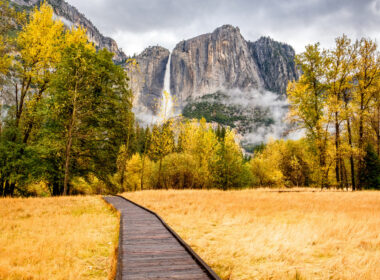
top-left (17, 3), bottom-right (65, 77)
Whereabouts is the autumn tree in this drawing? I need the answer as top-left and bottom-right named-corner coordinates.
top-left (287, 43), bottom-right (331, 188)
top-left (178, 119), bottom-right (219, 189)
top-left (14, 3), bottom-right (64, 135)
top-left (46, 31), bottom-right (131, 194)
top-left (353, 38), bottom-right (380, 189)
top-left (148, 121), bottom-right (175, 189)
top-left (0, 2), bottom-right (63, 196)
top-left (213, 129), bottom-right (248, 190)
top-left (325, 35), bottom-right (356, 188)
top-left (161, 153), bottom-right (198, 189)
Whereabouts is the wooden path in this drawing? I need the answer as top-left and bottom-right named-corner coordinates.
top-left (104, 195), bottom-right (221, 280)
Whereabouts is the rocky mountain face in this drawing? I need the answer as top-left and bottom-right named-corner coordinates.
top-left (132, 25), bottom-right (299, 111)
top-left (248, 37), bottom-right (299, 94)
top-left (10, 0), bottom-right (127, 63)
top-left (128, 46), bottom-right (169, 112)
top-left (171, 25), bottom-right (264, 103)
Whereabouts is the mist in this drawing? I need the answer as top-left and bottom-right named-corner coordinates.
top-left (133, 88), bottom-right (304, 145)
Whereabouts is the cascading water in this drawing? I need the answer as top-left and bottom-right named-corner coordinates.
top-left (160, 52), bottom-right (174, 121)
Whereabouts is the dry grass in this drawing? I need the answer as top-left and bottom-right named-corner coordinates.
top-left (0, 196), bottom-right (119, 280)
top-left (123, 189), bottom-right (380, 280)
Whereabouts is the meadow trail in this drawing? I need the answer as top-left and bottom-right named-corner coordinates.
top-left (103, 196), bottom-right (220, 280)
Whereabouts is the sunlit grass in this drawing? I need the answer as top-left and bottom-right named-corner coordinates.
top-left (123, 189), bottom-right (380, 280)
top-left (0, 196), bottom-right (119, 280)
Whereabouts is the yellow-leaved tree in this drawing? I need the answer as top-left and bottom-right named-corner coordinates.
top-left (287, 43), bottom-right (331, 188)
top-left (120, 153), bottom-right (155, 191)
top-left (178, 118), bottom-right (219, 189)
top-left (148, 121), bottom-right (175, 189)
top-left (325, 35), bottom-right (356, 188)
top-left (14, 2), bottom-right (65, 142)
top-left (353, 38), bottom-right (380, 189)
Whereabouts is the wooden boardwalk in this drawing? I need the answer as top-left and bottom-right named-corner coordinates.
top-left (104, 196), bottom-right (220, 280)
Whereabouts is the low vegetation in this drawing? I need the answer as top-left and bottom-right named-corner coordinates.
top-left (0, 196), bottom-right (119, 280)
top-left (182, 91), bottom-right (275, 131)
top-left (123, 189), bottom-right (380, 280)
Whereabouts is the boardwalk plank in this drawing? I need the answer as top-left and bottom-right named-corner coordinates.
top-left (103, 196), bottom-right (220, 280)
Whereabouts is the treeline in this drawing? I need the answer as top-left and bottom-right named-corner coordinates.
top-left (0, 2), bottom-right (134, 196)
top-left (251, 36), bottom-right (380, 190)
top-left (284, 36), bottom-right (380, 190)
top-left (116, 119), bottom-right (251, 191)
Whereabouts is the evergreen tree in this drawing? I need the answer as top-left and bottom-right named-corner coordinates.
top-left (360, 144), bottom-right (380, 189)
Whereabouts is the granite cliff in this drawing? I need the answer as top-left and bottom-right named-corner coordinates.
top-left (248, 36), bottom-right (299, 95)
top-left (128, 46), bottom-right (170, 112)
top-left (171, 25), bottom-right (264, 103)
top-left (132, 25), bottom-right (299, 112)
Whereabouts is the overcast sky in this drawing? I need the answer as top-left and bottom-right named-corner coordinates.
top-left (66, 0), bottom-right (380, 56)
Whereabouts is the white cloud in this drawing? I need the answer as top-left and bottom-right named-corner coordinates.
top-left (111, 29), bottom-right (179, 56)
top-left (66, 0), bottom-right (380, 56)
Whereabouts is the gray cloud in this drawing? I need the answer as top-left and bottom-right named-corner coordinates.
top-left (66, 0), bottom-right (380, 55)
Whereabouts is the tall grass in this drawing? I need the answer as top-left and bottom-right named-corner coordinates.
top-left (123, 189), bottom-right (380, 280)
top-left (0, 196), bottom-right (118, 280)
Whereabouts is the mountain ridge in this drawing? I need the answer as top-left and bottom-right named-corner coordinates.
top-left (10, 0), bottom-right (127, 63)
top-left (131, 25), bottom-right (299, 113)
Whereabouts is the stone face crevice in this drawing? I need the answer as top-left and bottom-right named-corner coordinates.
top-left (248, 36), bottom-right (299, 95)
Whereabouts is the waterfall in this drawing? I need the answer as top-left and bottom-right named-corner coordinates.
top-left (160, 52), bottom-right (173, 121)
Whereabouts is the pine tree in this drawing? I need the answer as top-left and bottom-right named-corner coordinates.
top-left (360, 144), bottom-right (380, 189)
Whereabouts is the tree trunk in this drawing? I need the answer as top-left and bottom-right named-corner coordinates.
top-left (23, 85), bottom-right (47, 144)
top-left (140, 154), bottom-right (146, 191)
top-left (16, 77), bottom-right (32, 128)
top-left (63, 133), bottom-right (73, 196)
top-left (357, 94), bottom-right (365, 190)
top-left (120, 122), bottom-right (132, 188)
top-left (347, 118), bottom-right (356, 190)
top-left (157, 158), bottom-right (163, 189)
top-left (0, 177), bottom-right (3, 197)
top-left (63, 86), bottom-right (78, 196)
top-left (340, 158), bottom-right (347, 189)
top-left (140, 132), bottom-right (151, 191)
top-left (52, 181), bottom-right (61, 196)
top-left (335, 112), bottom-right (341, 186)
top-left (10, 182), bottom-right (15, 197)
top-left (377, 104), bottom-right (380, 156)
top-left (4, 180), bottom-right (10, 196)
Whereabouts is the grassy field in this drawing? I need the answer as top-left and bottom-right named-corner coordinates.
top-left (123, 189), bottom-right (380, 280)
top-left (0, 196), bottom-right (119, 280)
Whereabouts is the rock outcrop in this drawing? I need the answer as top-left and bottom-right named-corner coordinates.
top-left (10, 0), bottom-right (127, 63)
top-left (248, 37), bottom-right (299, 95)
top-left (131, 25), bottom-right (299, 112)
top-left (171, 25), bottom-right (264, 103)
top-left (128, 46), bottom-right (169, 111)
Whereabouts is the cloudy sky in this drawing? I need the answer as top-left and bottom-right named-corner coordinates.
top-left (66, 0), bottom-right (380, 56)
